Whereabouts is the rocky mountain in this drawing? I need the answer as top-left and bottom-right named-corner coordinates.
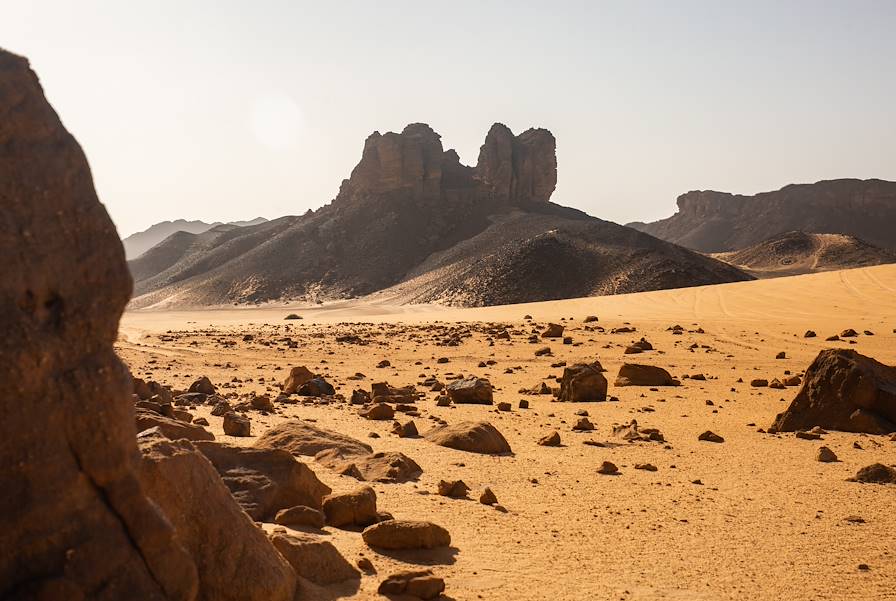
top-left (130, 123), bottom-right (750, 308)
top-left (122, 217), bottom-right (268, 259)
top-left (711, 231), bottom-right (896, 278)
top-left (628, 179), bottom-right (896, 253)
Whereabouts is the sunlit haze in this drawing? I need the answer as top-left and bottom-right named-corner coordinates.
top-left (4, 0), bottom-right (895, 236)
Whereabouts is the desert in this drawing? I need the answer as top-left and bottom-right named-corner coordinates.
top-left (4, 4), bottom-right (896, 601)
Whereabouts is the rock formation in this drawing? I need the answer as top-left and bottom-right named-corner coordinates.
top-left (629, 179), bottom-right (896, 253)
top-left (0, 49), bottom-right (199, 600)
top-left (128, 122), bottom-right (749, 308)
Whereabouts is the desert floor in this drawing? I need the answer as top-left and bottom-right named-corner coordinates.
top-left (118, 264), bottom-right (896, 601)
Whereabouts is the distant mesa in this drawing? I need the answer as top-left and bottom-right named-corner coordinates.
top-left (128, 122), bottom-right (750, 308)
top-left (629, 178), bottom-right (896, 253)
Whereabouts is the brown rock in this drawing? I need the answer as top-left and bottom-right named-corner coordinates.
top-left (816, 446), bottom-right (838, 463)
top-left (274, 505), bottom-right (326, 529)
top-left (597, 461), bottom-right (620, 475)
top-left (479, 487), bottom-right (498, 505)
top-left (269, 531), bottom-right (360, 585)
top-left (323, 486), bottom-right (378, 528)
top-left (315, 449), bottom-right (422, 483)
top-left (538, 431), bottom-right (562, 446)
top-left (475, 122), bottom-right (557, 204)
top-left (362, 520), bottom-right (451, 550)
top-left (541, 323), bottom-right (565, 338)
top-left (424, 421), bottom-right (512, 454)
top-left (0, 50), bottom-right (197, 600)
top-left (222, 411), bottom-right (251, 437)
top-left (850, 463), bottom-right (896, 484)
top-left (558, 362), bottom-right (608, 402)
top-left (698, 430), bottom-right (725, 443)
top-left (615, 364), bottom-right (680, 387)
top-left (138, 431), bottom-right (296, 601)
top-left (282, 365), bottom-right (314, 394)
top-left (361, 402), bottom-right (395, 420)
top-left (446, 377), bottom-right (494, 404)
top-left (188, 376), bottom-right (216, 395)
top-left (378, 569), bottom-right (446, 599)
top-left (437, 479), bottom-right (470, 498)
top-left (771, 349), bottom-right (896, 434)
top-left (254, 419), bottom-right (372, 456)
top-left (193, 440), bottom-right (330, 519)
top-left (136, 408), bottom-right (215, 442)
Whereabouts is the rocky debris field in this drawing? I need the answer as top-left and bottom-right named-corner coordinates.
top-left (118, 305), bottom-right (896, 600)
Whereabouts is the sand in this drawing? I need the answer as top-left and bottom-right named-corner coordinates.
top-left (119, 264), bottom-right (896, 600)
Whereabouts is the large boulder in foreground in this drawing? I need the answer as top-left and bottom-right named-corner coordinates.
top-left (424, 421), bottom-right (512, 454)
top-left (0, 49), bottom-right (197, 600)
top-left (558, 362), bottom-right (607, 402)
top-left (194, 440), bottom-right (330, 519)
top-left (614, 364), bottom-right (681, 387)
top-left (139, 431), bottom-right (296, 601)
top-left (254, 419), bottom-right (373, 457)
top-left (771, 349), bottom-right (896, 434)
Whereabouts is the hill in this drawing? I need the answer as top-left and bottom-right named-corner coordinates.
top-left (129, 123), bottom-right (750, 308)
top-left (122, 217), bottom-right (268, 259)
top-left (710, 231), bottom-right (896, 278)
top-left (628, 179), bottom-right (896, 252)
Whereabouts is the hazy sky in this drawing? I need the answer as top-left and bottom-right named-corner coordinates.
top-left (4, 1), bottom-right (895, 236)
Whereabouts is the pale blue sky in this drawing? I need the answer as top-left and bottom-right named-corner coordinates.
top-left (4, 0), bottom-right (895, 236)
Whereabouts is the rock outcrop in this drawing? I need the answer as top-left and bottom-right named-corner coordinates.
top-left (138, 431), bottom-right (297, 601)
top-left (129, 122), bottom-right (749, 308)
top-left (771, 349), bottom-right (896, 434)
top-left (0, 49), bottom-right (198, 600)
top-left (629, 179), bottom-right (896, 253)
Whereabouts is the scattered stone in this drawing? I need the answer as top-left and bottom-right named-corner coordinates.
top-left (479, 487), bottom-right (498, 505)
top-left (615, 364), bottom-right (680, 387)
top-left (437, 479), bottom-right (470, 498)
top-left (378, 570), bottom-right (445, 599)
top-left (572, 417), bottom-right (595, 431)
top-left (558, 362), bottom-right (608, 402)
top-left (222, 412), bottom-right (251, 437)
top-left (816, 447), bottom-right (838, 463)
top-left (322, 486), bottom-right (379, 528)
top-left (362, 520), bottom-right (451, 550)
top-left (849, 463), bottom-right (896, 484)
top-left (446, 377), bottom-right (494, 405)
top-left (274, 505), bottom-right (326, 529)
top-left (634, 463), bottom-right (658, 471)
top-left (541, 323), bottom-right (564, 338)
top-left (597, 461), bottom-right (619, 475)
top-left (538, 431), bottom-right (562, 446)
top-left (188, 376), bottom-right (216, 395)
top-left (361, 403), bottom-right (395, 420)
top-left (698, 430), bottom-right (724, 443)
top-left (136, 409), bottom-right (215, 442)
top-left (315, 449), bottom-right (423, 484)
top-left (282, 366), bottom-right (314, 394)
top-left (269, 531), bottom-right (360, 585)
top-left (425, 421), bottom-right (512, 454)
top-left (255, 420), bottom-right (372, 457)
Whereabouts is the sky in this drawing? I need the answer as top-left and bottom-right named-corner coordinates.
top-left (3, 0), bottom-right (895, 237)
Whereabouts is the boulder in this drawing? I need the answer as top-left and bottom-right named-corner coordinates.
top-left (849, 463), bottom-right (896, 484)
top-left (193, 440), bottom-right (330, 519)
top-left (437, 479), bottom-right (470, 498)
top-left (188, 376), bottom-right (216, 395)
top-left (322, 486), bottom-right (378, 528)
top-left (315, 449), bottom-right (422, 483)
top-left (362, 520), bottom-right (451, 550)
top-left (424, 421), bottom-right (512, 454)
top-left (541, 323), bottom-right (564, 338)
top-left (557, 362), bottom-right (607, 402)
top-left (614, 364), bottom-right (680, 387)
top-left (361, 402), bottom-right (395, 420)
top-left (222, 411), bottom-right (251, 437)
top-left (297, 377), bottom-right (335, 397)
top-left (378, 570), bottom-right (446, 599)
top-left (0, 50), bottom-right (197, 600)
top-left (282, 365), bottom-right (314, 394)
top-left (136, 408), bottom-right (215, 442)
top-left (269, 531), bottom-right (360, 585)
top-left (770, 349), bottom-right (896, 434)
top-left (138, 431), bottom-right (296, 601)
top-left (274, 505), bottom-right (326, 529)
top-left (446, 377), bottom-right (494, 405)
top-left (254, 419), bottom-right (373, 457)
top-left (538, 431), bottom-right (562, 446)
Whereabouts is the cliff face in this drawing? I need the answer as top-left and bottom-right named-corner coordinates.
top-left (629, 179), bottom-right (896, 253)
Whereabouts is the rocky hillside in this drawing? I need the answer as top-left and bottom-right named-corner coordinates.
top-left (629, 179), bottom-right (896, 253)
top-left (711, 231), bottom-right (896, 278)
top-left (123, 217), bottom-right (268, 259)
top-left (130, 123), bottom-right (750, 308)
